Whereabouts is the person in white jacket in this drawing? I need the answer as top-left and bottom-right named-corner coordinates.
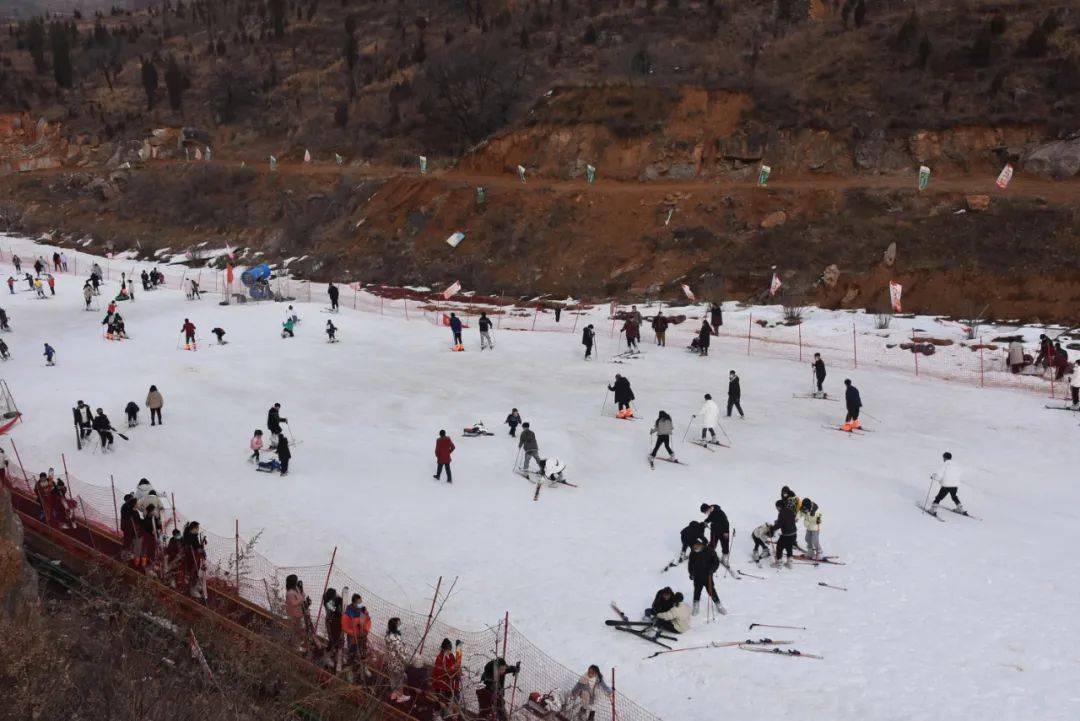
top-left (655, 592), bottom-right (691, 633)
top-left (695, 393), bottom-right (721, 443)
top-left (1069, 365), bottom-right (1080, 407)
top-left (566, 665), bottom-right (612, 721)
top-left (930, 451), bottom-right (965, 514)
top-left (798, 498), bottom-right (823, 560)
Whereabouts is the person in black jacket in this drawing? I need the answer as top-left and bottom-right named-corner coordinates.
top-left (843, 378), bottom-right (862, 430)
top-left (478, 312), bottom-right (494, 350)
top-left (697, 321), bottom-right (711, 356)
top-left (267, 403), bottom-right (287, 449)
top-left (648, 586), bottom-right (677, 617)
top-left (608, 374), bottom-right (635, 417)
top-left (582, 324), bottom-right (595, 360)
top-left (726, 370), bottom-right (744, 418)
top-left (772, 499), bottom-right (797, 568)
top-left (679, 520), bottom-right (708, 560)
top-left (688, 539), bottom-right (726, 616)
top-left (480, 657), bottom-right (520, 721)
top-left (699, 503), bottom-right (731, 558)
top-left (276, 434), bottom-right (291, 476)
top-left (119, 492), bottom-right (141, 561)
top-left (327, 282), bottom-right (340, 311)
top-left (124, 401), bottom-right (140, 427)
top-left (709, 303), bottom-right (723, 334)
top-left (812, 353), bottom-right (826, 395)
top-left (92, 408), bottom-right (115, 451)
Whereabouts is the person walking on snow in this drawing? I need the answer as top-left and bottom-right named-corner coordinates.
top-left (449, 312), bottom-right (463, 350)
top-left (7, 277), bottom-right (14, 295)
top-left (478, 312), bottom-right (494, 350)
top-left (726, 370), bottom-right (744, 418)
top-left (772, 499), bottom-right (797, 568)
top-left (929, 451), bottom-right (966, 515)
top-left (52, 252), bottom-right (61, 271)
top-left (843, 379), bottom-right (862, 430)
top-left (146, 385), bottom-right (164, 426)
top-left (608, 374), bottom-right (635, 418)
top-left (83, 282), bottom-right (93, 310)
top-left (12, 255), bottom-right (20, 274)
top-left (621, 316), bottom-right (640, 351)
top-left (181, 319), bottom-right (197, 349)
top-left (699, 502), bottom-right (731, 559)
top-left (328, 282), bottom-right (339, 311)
top-left (799, 497), bottom-right (823, 560)
top-left (92, 408), bottom-right (115, 450)
top-left (326, 320), bottom-right (337, 342)
top-left (695, 393), bottom-right (720, 442)
top-left (434, 430), bottom-right (455, 483)
top-left (688, 538), bottom-right (726, 616)
top-left (267, 403), bottom-right (287, 448)
top-left (582, 324), bottom-right (595, 360)
top-left (43, 342), bottom-right (56, 365)
top-left (649, 411), bottom-right (677, 462)
top-left (276, 434), bottom-right (291, 476)
top-left (709, 302), bottom-right (723, 334)
top-left (653, 313), bottom-right (669, 347)
top-left (518, 422), bottom-right (544, 474)
top-left (812, 353), bottom-right (827, 395)
top-left (124, 401), bottom-right (139, 427)
top-left (505, 408), bottom-right (521, 437)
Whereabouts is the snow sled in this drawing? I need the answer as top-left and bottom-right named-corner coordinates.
top-left (255, 459), bottom-right (282, 473)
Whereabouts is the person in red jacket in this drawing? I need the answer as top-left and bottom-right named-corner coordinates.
top-left (431, 638), bottom-right (462, 704)
top-left (434, 429), bottom-right (455, 483)
top-left (181, 318), bottom-right (197, 349)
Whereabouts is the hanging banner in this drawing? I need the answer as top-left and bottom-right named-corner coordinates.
top-left (418, 155), bottom-right (428, 174)
top-left (681, 284), bottom-right (695, 302)
top-left (769, 272), bottom-right (782, 297)
top-left (517, 165), bottom-right (527, 183)
top-left (918, 165), bottom-right (930, 191)
top-left (586, 164), bottom-right (596, 184)
top-left (475, 186), bottom-right (485, 204)
top-left (303, 149), bottom-right (312, 163)
top-left (269, 155), bottom-right (278, 171)
top-left (758, 164), bottom-right (771, 187)
top-left (445, 231), bottom-right (465, 249)
top-left (889, 281), bottom-right (902, 312)
top-left (996, 163), bottom-right (1013, 189)
top-left (226, 265), bottom-right (234, 286)
top-left (442, 280), bottom-right (461, 299)
top-left (334, 153), bottom-right (344, 165)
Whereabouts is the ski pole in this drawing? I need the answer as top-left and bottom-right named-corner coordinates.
top-left (818, 582), bottom-right (848, 592)
top-left (863, 410), bottom-right (882, 424)
top-left (284, 420), bottom-right (298, 444)
top-left (718, 421), bottom-right (732, 445)
top-left (513, 447), bottom-right (522, 472)
top-left (601, 389), bottom-right (610, 417)
top-left (681, 415), bottom-right (694, 442)
top-left (748, 623), bottom-right (807, 631)
top-left (922, 475), bottom-right (936, 511)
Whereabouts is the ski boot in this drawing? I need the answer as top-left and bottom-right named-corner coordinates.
top-left (929, 503), bottom-right (940, 515)
top-left (784, 557), bottom-right (793, 569)
top-left (771, 558), bottom-right (782, 569)
top-left (712, 600), bottom-right (727, 616)
top-left (692, 600), bottom-right (700, 616)
top-left (955, 503), bottom-right (967, 515)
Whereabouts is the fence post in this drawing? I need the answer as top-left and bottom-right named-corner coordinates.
top-left (798, 323), bottom-right (802, 362)
top-left (78, 498), bottom-right (99, 552)
top-left (416, 576), bottom-right (443, 658)
top-left (572, 307), bottom-right (580, 333)
top-left (380, 295), bottom-right (384, 315)
top-left (979, 337), bottom-right (985, 388)
top-left (505, 612), bottom-right (520, 719)
top-left (312, 546), bottom-right (338, 632)
top-left (531, 305), bottom-right (539, 331)
top-left (912, 329), bottom-right (919, 377)
top-left (746, 313), bottom-right (752, 356)
top-left (852, 324), bottom-right (857, 369)
top-left (110, 474), bottom-right (119, 533)
top-left (610, 667), bottom-right (618, 721)
top-left (10, 439), bottom-right (30, 488)
top-left (404, 297), bottom-right (409, 320)
top-left (171, 492), bottom-right (178, 532)
top-left (235, 519), bottom-right (241, 594)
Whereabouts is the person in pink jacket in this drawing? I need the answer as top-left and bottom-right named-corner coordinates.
top-left (249, 429), bottom-right (264, 463)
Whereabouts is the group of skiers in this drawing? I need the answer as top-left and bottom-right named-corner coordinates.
top-left (251, 403), bottom-right (292, 475)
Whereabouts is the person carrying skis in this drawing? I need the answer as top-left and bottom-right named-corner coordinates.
top-left (812, 353), bottom-right (826, 395)
top-left (92, 408), bottom-right (114, 450)
top-left (696, 393), bottom-right (720, 443)
top-left (328, 281), bottom-right (340, 311)
top-left (582, 324), bottom-right (595, 360)
top-left (43, 342), bottom-right (56, 365)
top-left (697, 320), bottom-right (711, 356)
top-left (267, 403), bottom-right (287, 449)
top-left (434, 429), bottom-right (455, 483)
top-left (518, 422), bottom-right (544, 474)
top-left (699, 503), bottom-right (731, 559)
top-left (929, 451), bottom-right (966, 515)
top-left (709, 302), bottom-right (723, 333)
top-left (772, 499), bottom-right (797, 568)
top-left (125, 401), bottom-right (140, 427)
top-left (799, 497), bottom-right (823, 560)
top-left (726, 370), bottom-right (744, 418)
top-left (326, 320), bottom-right (338, 342)
top-left (478, 312), bottom-right (494, 350)
top-left (750, 521), bottom-right (775, 563)
top-left (83, 282), bottom-right (93, 310)
top-left (276, 434), bottom-right (291, 476)
top-left (181, 318), bottom-right (197, 349)
top-left (842, 378), bottom-right (862, 430)
top-left (649, 410), bottom-right (677, 462)
top-left (146, 385), bottom-right (164, 426)
top-left (505, 408), bottom-right (521, 437)
top-left (449, 312), bottom-right (463, 350)
top-left (281, 316), bottom-right (296, 338)
top-left (688, 538), bottom-right (726, 616)
top-left (608, 374), bottom-right (635, 418)
top-left (654, 592), bottom-right (691, 634)
top-left (621, 316), bottom-right (640, 351)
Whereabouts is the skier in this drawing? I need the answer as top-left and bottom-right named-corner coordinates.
top-left (181, 318), bottom-right (197, 349)
top-left (709, 302), bottom-right (723, 333)
top-left (434, 429), bottom-right (455, 483)
top-left (518, 422), bottom-right (544, 474)
top-left (327, 281), bottom-right (340, 311)
top-left (286, 305), bottom-right (299, 325)
top-left (75, 401), bottom-right (93, 439)
top-left (52, 251), bottom-right (61, 271)
top-left (24, 272), bottom-right (33, 291)
top-left (6, 277), bottom-right (13, 294)
top-left (146, 385), bottom-right (164, 426)
top-left (60, 252), bottom-right (68, 272)
top-left (812, 353), bottom-right (826, 396)
top-left (326, 320), bottom-right (338, 342)
top-left (695, 393), bottom-right (720, 443)
top-left (772, 499), bottom-right (797, 568)
top-left (276, 433), bottom-right (291, 476)
top-left (141, 270), bottom-right (151, 291)
top-left (0, 308), bottom-right (9, 331)
top-left (83, 282), bottom-right (93, 310)
top-left (699, 502), bottom-right (731, 559)
top-left (842, 378), bottom-right (862, 430)
top-left (582, 324), bottom-right (595, 360)
top-left (111, 313), bottom-right (127, 339)
top-left (212, 327), bottom-right (227, 344)
top-left (43, 342), bottom-right (56, 366)
top-left (12, 255), bottom-right (20, 273)
top-left (929, 451), bottom-right (966, 515)
top-left (188, 278), bottom-right (202, 299)
top-left (653, 592), bottom-right (691, 634)
top-left (267, 403), bottom-right (287, 449)
top-left (608, 374), bottom-right (635, 418)
top-left (750, 521), bottom-right (775, 563)
top-left (124, 401), bottom-right (140, 427)
top-left (0, 338), bottom-right (8, 360)
top-left (726, 370), bottom-right (744, 418)
top-left (688, 539), bottom-right (726, 616)
top-left (92, 408), bottom-right (115, 451)
top-left (621, 316), bottom-right (640, 352)
top-left (249, 429), bottom-right (264, 463)
top-left (799, 497), bottom-right (823, 560)
top-left (505, 408), bottom-right (521, 437)
top-left (449, 312), bottom-right (464, 350)
top-left (282, 316), bottom-right (296, 338)
top-left (675, 520), bottom-right (708, 564)
top-left (46, 274), bottom-right (55, 295)
top-left (649, 410), bottom-right (677, 462)
top-left (630, 305), bottom-right (643, 327)
top-left (647, 586), bottom-right (677, 617)
top-left (34, 277), bottom-right (46, 299)
top-left (653, 313), bottom-right (668, 347)
top-left (478, 312), bottom-right (494, 350)
top-left (696, 320), bottom-right (711, 356)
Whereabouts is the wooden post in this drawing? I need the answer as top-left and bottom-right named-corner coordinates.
top-left (852, 324), bottom-right (858, 369)
top-left (380, 295), bottom-right (384, 315)
top-left (572, 307), bottom-right (580, 333)
top-left (610, 667), bottom-right (618, 721)
top-left (531, 305), bottom-right (539, 331)
top-left (234, 519), bottom-right (241, 594)
top-left (416, 576), bottom-right (443, 658)
top-left (110, 474), bottom-right (119, 532)
top-left (171, 492), bottom-right (178, 531)
top-left (10, 439), bottom-right (30, 491)
top-left (404, 297), bottom-right (409, 320)
top-left (979, 337), bottom-right (985, 388)
top-left (912, 329), bottom-right (919, 377)
top-left (505, 611), bottom-right (520, 719)
top-left (746, 313), bottom-right (752, 356)
top-left (312, 546), bottom-right (338, 632)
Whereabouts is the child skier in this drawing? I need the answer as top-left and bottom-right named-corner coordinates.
top-left (43, 342), bottom-right (56, 366)
top-left (772, 500), bottom-right (797, 569)
top-left (929, 451), bottom-right (966, 515)
top-left (750, 521), bottom-right (775, 564)
top-left (249, 430), bottom-right (264, 463)
top-left (812, 353), bottom-right (827, 396)
top-left (212, 327), bottom-right (226, 344)
top-left (282, 317), bottom-right (296, 338)
top-left (798, 498), bottom-right (823, 560)
top-left (181, 319), bottom-right (197, 349)
top-left (83, 282), bottom-right (93, 310)
top-left (125, 401), bottom-right (140, 427)
top-left (505, 408), bottom-right (521, 437)
top-left (649, 410), bottom-right (676, 462)
top-left (582, 324), bottom-right (595, 360)
top-left (326, 320), bottom-right (337, 342)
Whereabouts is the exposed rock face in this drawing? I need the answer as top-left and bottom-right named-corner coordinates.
top-left (0, 487), bottom-right (39, 623)
top-left (1024, 138), bottom-right (1080, 179)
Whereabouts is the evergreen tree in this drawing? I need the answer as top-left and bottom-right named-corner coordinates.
top-left (49, 21), bottom-right (73, 88)
top-left (164, 54), bottom-right (185, 111)
top-left (141, 57), bottom-right (159, 109)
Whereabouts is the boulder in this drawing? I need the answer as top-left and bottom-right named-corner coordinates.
top-left (0, 487), bottom-right (40, 624)
top-left (966, 195), bottom-right (990, 211)
top-left (1023, 138), bottom-right (1080, 179)
top-left (760, 210), bottom-right (787, 229)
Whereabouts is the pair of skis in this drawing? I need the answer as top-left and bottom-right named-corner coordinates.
top-left (794, 393), bottom-right (838, 402)
top-left (917, 503), bottom-right (981, 521)
top-left (689, 439), bottom-right (730, 451)
top-left (608, 603), bottom-right (676, 649)
top-left (1045, 404), bottom-right (1079, 412)
top-left (824, 424), bottom-right (873, 433)
top-left (644, 637), bottom-right (791, 660)
top-left (647, 455), bottom-right (687, 469)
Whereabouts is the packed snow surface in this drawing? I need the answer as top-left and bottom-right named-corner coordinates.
top-left (2, 234), bottom-right (1078, 721)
